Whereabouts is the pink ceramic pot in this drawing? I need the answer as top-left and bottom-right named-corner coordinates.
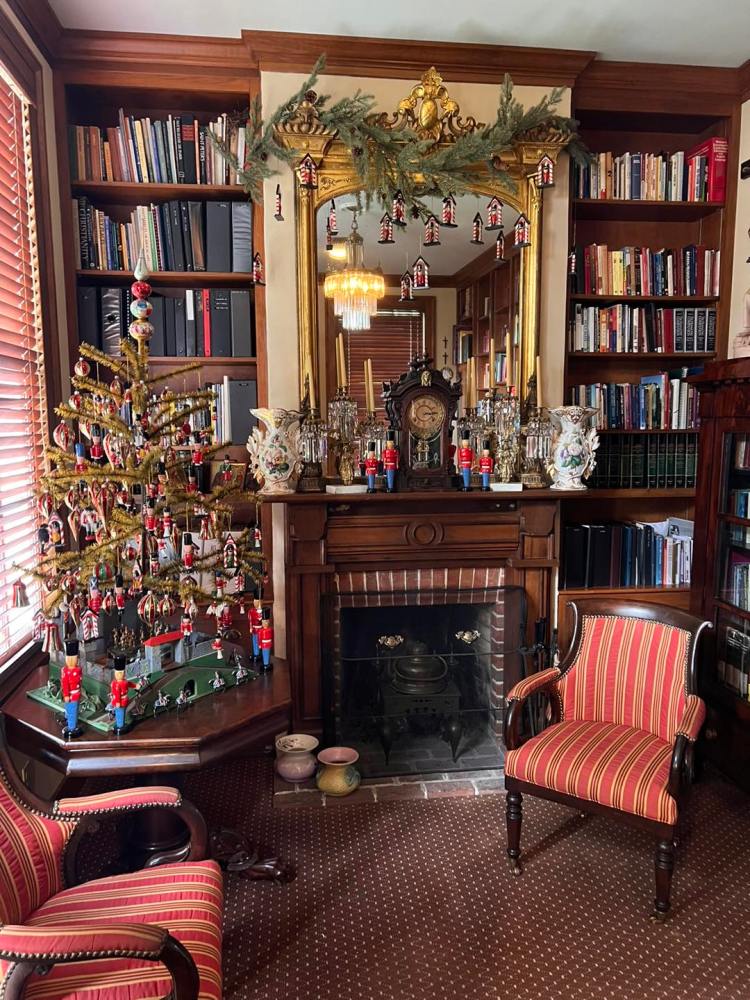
top-left (275, 734), bottom-right (319, 783)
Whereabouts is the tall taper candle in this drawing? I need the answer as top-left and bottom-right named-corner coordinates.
top-left (365, 358), bottom-right (375, 412)
top-left (337, 334), bottom-right (347, 389)
top-left (489, 337), bottom-right (496, 389)
top-left (536, 354), bottom-right (542, 410)
top-left (305, 351), bottom-right (317, 410)
top-left (335, 335), bottom-right (343, 388)
top-left (505, 332), bottom-right (512, 387)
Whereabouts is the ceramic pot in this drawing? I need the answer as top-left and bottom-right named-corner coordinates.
top-left (275, 733), bottom-right (319, 783)
top-left (548, 405), bottom-right (600, 491)
top-left (315, 746), bottom-right (361, 797)
top-left (246, 407), bottom-right (303, 495)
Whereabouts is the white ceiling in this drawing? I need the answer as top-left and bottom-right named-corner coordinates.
top-left (49, 0), bottom-right (750, 67)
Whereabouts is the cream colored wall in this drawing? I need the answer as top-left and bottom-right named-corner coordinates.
top-left (261, 70), bottom-right (571, 655)
top-left (729, 99), bottom-right (750, 354)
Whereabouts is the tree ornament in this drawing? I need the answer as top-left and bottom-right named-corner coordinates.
top-left (399, 271), bottom-right (413, 302)
top-left (378, 213), bottom-right (395, 245)
top-left (38, 492), bottom-right (55, 521)
top-left (101, 590), bottom-right (115, 616)
top-left (32, 609), bottom-right (44, 642)
top-left (424, 215), bottom-right (441, 246)
top-left (80, 607), bottom-right (99, 641)
top-left (495, 230), bottom-right (506, 265)
top-left (12, 579), bottom-right (29, 608)
top-left (184, 596), bottom-right (199, 621)
top-left (514, 213), bottom-right (531, 248)
top-left (137, 591), bottom-right (158, 630)
top-left (52, 421), bottom-right (73, 451)
top-left (327, 200), bottom-right (338, 235)
top-left (159, 594), bottom-right (176, 618)
top-left (471, 213), bottom-right (484, 245)
top-left (412, 255), bottom-right (429, 290)
top-left (130, 298), bottom-right (153, 322)
top-left (73, 358), bottom-right (90, 379)
top-left (325, 221), bottom-right (333, 251)
top-left (252, 252), bottom-right (265, 285)
top-left (392, 190), bottom-right (407, 227)
top-left (41, 619), bottom-right (60, 654)
top-left (441, 194), bottom-right (458, 227)
top-left (537, 154), bottom-right (555, 188)
top-left (274, 183), bottom-right (284, 221)
top-left (128, 319), bottom-right (154, 347)
top-left (486, 197), bottom-right (503, 230)
top-left (297, 153), bottom-right (318, 188)
top-left (223, 534), bottom-right (238, 570)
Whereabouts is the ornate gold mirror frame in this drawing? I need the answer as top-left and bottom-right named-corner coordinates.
top-left (275, 69), bottom-right (568, 408)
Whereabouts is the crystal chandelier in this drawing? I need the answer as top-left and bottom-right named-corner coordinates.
top-left (323, 213), bottom-right (385, 331)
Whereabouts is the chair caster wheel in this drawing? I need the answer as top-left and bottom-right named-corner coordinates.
top-left (650, 910), bottom-right (668, 923)
top-left (508, 857), bottom-right (522, 876)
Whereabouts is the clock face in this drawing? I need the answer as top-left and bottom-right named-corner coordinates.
top-left (407, 394), bottom-right (446, 439)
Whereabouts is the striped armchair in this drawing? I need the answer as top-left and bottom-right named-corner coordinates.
top-left (504, 599), bottom-right (711, 920)
top-left (0, 721), bottom-right (222, 999)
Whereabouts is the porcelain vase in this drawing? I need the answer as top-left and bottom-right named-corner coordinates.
top-left (315, 746), bottom-right (361, 797)
top-left (247, 407), bottom-right (303, 495)
top-left (548, 405), bottom-right (600, 491)
top-left (275, 733), bottom-right (319, 783)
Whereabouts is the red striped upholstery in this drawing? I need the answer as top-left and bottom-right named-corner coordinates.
top-left (505, 720), bottom-right (677, 824)
top-left (54, 786), bottom-right (181, 817)
top-left (506, 667), bottom-right (561, 703)
top-left (676, 694), bottom-right (707, 742)
top-left (0, 923), bottom-right (168, 961)
top-left (0, 861), bottom-right (223, 1000)
top-left (0, 772), bottom-right (75, 925)
top-left (557, 615), bottom-right (691, 743)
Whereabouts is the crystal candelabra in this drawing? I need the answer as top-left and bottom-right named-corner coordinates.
top-left (521, 406), bottom-right (553, 488)
top-left (356, 410), bottom-right (387, 464)
top-left (298, 405), bottom-right (328, 492)
top-left (494, 389), bottom-right (522, 483)
top-left (327, 386), bottom-right (359, 485)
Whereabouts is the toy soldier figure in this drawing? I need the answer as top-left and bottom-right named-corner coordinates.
top-left (182, 531), bottom-right (196, 568)
top-left (61, 638), bottom-right (83, 738)
top-left (479, 440), bottom-right (494, 491)
top-left (220, 454), bottom-right (233, 484)
top-left (248, 590), bottom-right (263, 659)
top-left (89, 423), bottom-right (105, 464)
top-left (110, 653), bottom-right (137, 734)
top-left (259, 606), bottom-right (274, 672)
top-left (191, 434), bottom-right (205, 493)
top-left (180, 611), bottom-right (193, 644)
top-left (382, 430), bottom-right (399, 493)
top-left (458, 436), bottom-right (474, 492)
top-left (364, 441), bottom-right (379, 493)
top-left (74, 441), bottom-right (86, 473)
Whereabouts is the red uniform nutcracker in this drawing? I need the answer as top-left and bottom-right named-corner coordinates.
top-left (364, 441), bottom-right (379, 493)
top-left (458, 436), bottom-right (474, 492)
top-left (61, 638), bottom-right (83, 738)
top-left (109, 653), bottom-right (136, 734)
top-left (191, 434), bottom-right (205, 493)
top-left (180, 612), bottom-right (193, 643)
top-left (479, 439), bottom-right (494, 491)
top-left (382, 430), bottom-right (399, 493)
top-left (89, 423), bottom-right (104, 464)
top-left (248, 590), bottom-right (263, 660)
top-left (259, 606), bottom-right (274, 671)
top-left (182, 531), bottom-right (196, 568)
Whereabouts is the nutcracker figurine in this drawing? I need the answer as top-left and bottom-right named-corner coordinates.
top-left (458, 436), bottom-right (474, 492)
top-left (74, 441), bottom-right (86, 473)
top-left (109, 653), bottom-right (136, 734)
top-left (259, 606), bottom-right (274, 671)
top-left (220, 454), bottom-right (233, 484)
top-left (191, 434), bottom-right (205, 493)
top-left (479, 440), bottom-right (494, 491)
top-left (182, 531), bottom-right (196, 568)
top-left (61, 638), bottom-right (83, 738)
top-left (89, 424), bottom-right (105, 464)
top-left (248, 590), bottom-right (263, 659)
top-left (364, 441), bottom-right (379, 493)
top-left (252, 252), bottom-right (265, 285)
top-left (382, 430), bottom-right (399, 493)
top-left (180, 611), bottom-right (193, 644)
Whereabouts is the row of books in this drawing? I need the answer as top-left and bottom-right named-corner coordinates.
top-left (563, 518), bottom-right (694, 590)
top-left (571, 139), bottom-right (728, 203)
top-left (74, 197), bottom-right (252, 273)
top-left (570, 244), bottom-right (720, 298)
top-left (587, 432), bottom-right (698, 490)
top-left (715, 624), bottom-right (750, 699)
top-left (570, 370), bottom-right (701, 430)
top-left (78, 286), bottom-right (254, 358)
top-left (68, 112), bottom-right (245, 186)
top-left (569, 304), bottom-right (716, 354)
top-left (724, 549), bottom-right (750, 612)
top-left (207, 378), bottom-right (257, 446)
top-left (729, 490), bottom-right (750, 518)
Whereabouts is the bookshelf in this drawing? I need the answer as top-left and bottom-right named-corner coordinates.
top-left (559, 102), bottom-right (736, 611)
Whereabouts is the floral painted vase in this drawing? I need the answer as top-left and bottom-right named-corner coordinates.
top-left (275, 733), bottom-right (319, 783)
top-left (548, 405), bottom-right (600, 491)
top-left (247, 408), bottom-right (303, 495)
top-left (315, 746), bottom-right (361, 797)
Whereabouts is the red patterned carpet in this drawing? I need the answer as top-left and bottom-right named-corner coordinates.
top-left (181, 758), bottom-right (750, 1000)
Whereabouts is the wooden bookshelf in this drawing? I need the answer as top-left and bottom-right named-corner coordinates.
top-left (76, 270), bottom-right (255, 288)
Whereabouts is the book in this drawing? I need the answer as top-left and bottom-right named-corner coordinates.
top-left (231, 202), bottom-right (253, 272)
top-left (206, 201), bottom-right (231, 272)
top-left (77, 285), bottom-right (100, 348)
top-left (569, 243), bottom-right (720, 297)
top-left (573, 146), bottom-right (727, 202)
top-left (209, 288), bottom-right (232, 357)
top-left (230, 289), bottom-right (253, 356)
top-left (564, 520), bottom-right (694, 590)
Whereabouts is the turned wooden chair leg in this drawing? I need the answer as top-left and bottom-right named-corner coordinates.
top-left (506, 790), bottom-right (523, 875)
top-left (653, 837), bottom-right (675, 920)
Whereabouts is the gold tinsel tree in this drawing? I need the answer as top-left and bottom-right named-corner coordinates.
top-left (23, 255), bottom-right (262, 655)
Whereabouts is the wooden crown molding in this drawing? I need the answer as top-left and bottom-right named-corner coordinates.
top-left (739, 59), bottom-right (750, 101)
top-left (4, 0), bottom-right (63, 66)
top-left (242, 29), bottom-right (596, 87)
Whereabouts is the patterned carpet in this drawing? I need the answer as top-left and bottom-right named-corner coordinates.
top-left (181, 758), bottom-right (750, 1000)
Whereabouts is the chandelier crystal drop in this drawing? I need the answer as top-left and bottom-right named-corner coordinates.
top-left (323, 213), bottom-right (385, 331)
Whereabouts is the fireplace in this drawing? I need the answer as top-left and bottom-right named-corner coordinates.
top-left (323, 578), bottom-right (526, 777)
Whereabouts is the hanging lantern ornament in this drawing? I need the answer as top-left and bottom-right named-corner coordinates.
top-left (412, 255), bottom-right (429, 290)
top-left (537, 154), bottom-right (555, 189)
top-left (297, 153), bottom-right (318, 189)
top-left (327, 200), bottom-right (338, 235)
top-left (223, 534), bottom-right (238, 571)
top-left (514, 213), bottom-right (531, 248)
top-left (325, 221), bottom-right (333, 252)
top-left (441, 194), bottom-right (457, 228)
top-left (12, 579), bottom-right (29, 608)
top-left (424, 215), bottom-right (441, 247)
top-left (399, 270), bottom-right (413, 302)
top-left (38, 492), bottom-right (55, 521)
top-left (471, 213), bottom-right (484, 245)
top-left (41, 619), bottom-right (60, 654)
top-left (378, 213), bottom-right (395, 245)
top-left (486, 197), bottom-right (503, 231)
top-left (137, 591), bottom-right (159, 630)
top-left (495, 230), bottom-right (506, 265)
top-left (252, 253), bottom-right (265, 286)
top-left (392, 190), bottom-right (407, 227)
top-left (274, 184), bottom-right (284, 221)
top-left (80, 607), bottom-right (99, 641)
top-left (32, 609), bottom-right (45, 642)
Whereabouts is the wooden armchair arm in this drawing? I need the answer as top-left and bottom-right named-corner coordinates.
top-left (0, 923), bottom-right (198, 1000)
top-left (504, 668), bottom-right (561, 752)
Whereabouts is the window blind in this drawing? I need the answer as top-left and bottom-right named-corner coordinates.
top-left (344, 309), bottom-right (425, 421)
top-left (0, 63), bottom-right (48, 657)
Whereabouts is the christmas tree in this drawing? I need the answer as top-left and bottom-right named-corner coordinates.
top-left (18, 256), bottom-right (264, 733)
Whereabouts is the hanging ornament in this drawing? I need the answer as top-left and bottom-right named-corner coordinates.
top-left (130, 297), bottom-right (153, 321)
top-left (392, 190), bottom-right (407, 227)
top-left (12, 579), bottom-right (29, 608)
top-left (53, 421), bottom-right (73, 451)
top-left (159, 594), bottom-right (176, 618)
top-left (274, 184), bottom-right (284, 221)
top-left (327, 200), bottom-right (338, 235)
top-left (378, 213), bottom-right (395, 245)
top-left (182, 531), bottom-right (196, 568)
top-left (441, 194), bottom-right (457, 228)
top-left (568, 248), bottom-right (577, 277)
top-left (80, 607), bottom-right (99, 641)
top-left (48, 513), bottom-right (64, 551)
top-left (495, 230), bottom-right (506, 265)
top-left (424, 215), bottom-right (441, 246)
top-left (325, 221), bottom-right (333, 252)
top-left (252, 252), bottom-right (265, 285)
top-left (514, 213), bottom-right (531, 248)
top-left (399, 270), bottom-right (413, 302)
top-left (184, 596), bottom-right (199, 621)
top-left (253, 525), bottom-right (262, 551)
top-left (32, 609), bottom-right (45, 641)
top-left (412, 255), bottom-right (429, 290)
top-left (67, 509), bottom-right (81, 542)
top-left (218, 602), bottom-right (233, 632)
top-left (536, 154), bottom-right (555, 188)
top-left (200, 516), bottom-right (211, 541)
top-left (68, 391), bottom-right (83, 412)
top-left (297, 153), bottom-right (318, 189)
top-left (470, 213), bottom-right (484, 245)
top-left (131, 558), bottom-right (143, 593)
top-left (223, 534), bottom-right (238, 570)
top-left (41, 619), bottom-right (60, 654)
top-left (38, 492), bottom-right (55, 521)
top-left (102, 590), bottom-right (115, 616)
top-left (137, 591), bottom-right (158, 630)
top-left (110, 375), bottom-right (123, 397)
top-left (486, 197), bottom-right (503, 231)
top-left (211, 636), bottom-right (224, 659)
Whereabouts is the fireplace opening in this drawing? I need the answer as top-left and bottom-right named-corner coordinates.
top-left (323, 586), bottom-right (526, 778)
